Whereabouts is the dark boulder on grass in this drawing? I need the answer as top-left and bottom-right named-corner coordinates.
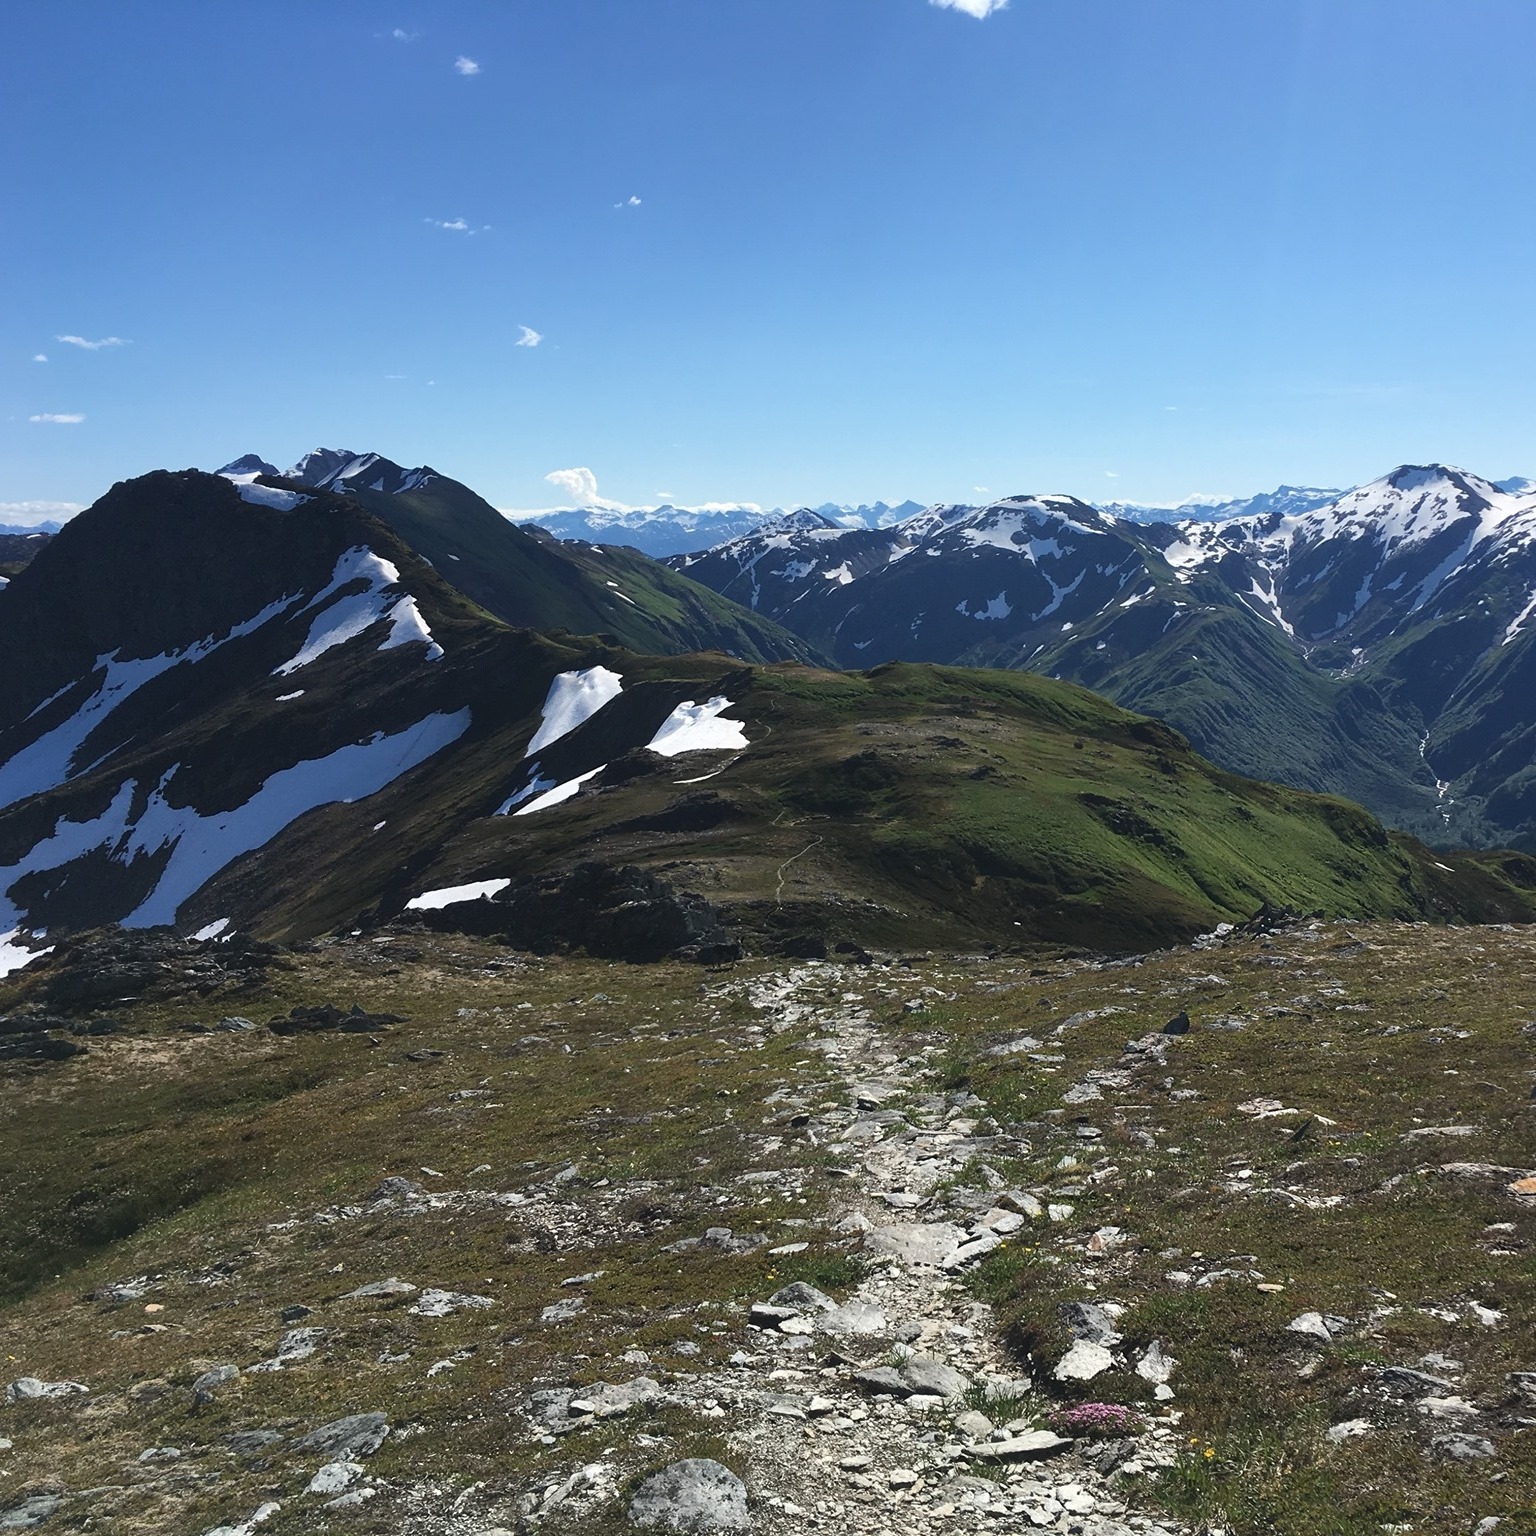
top-left (418, 861), bottom-right (739, 964)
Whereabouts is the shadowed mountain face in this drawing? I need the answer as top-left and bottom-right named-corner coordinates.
top-left (671, 466), bottom-right (1536, 851)
top-left (2, 463), bottom-right (1533, 954)
top-left (216, 452), bottom-right (827, 667)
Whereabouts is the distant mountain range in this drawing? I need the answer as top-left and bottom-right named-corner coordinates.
top-left (513, 500), bottom-right (926, 556)
top-left (4, 450), bottom-right (1530, 955)
top-left (670, 464), bottom-right (1536, 851)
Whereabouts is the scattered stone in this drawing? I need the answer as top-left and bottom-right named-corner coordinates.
top-left (306, 1461), bottom-right (365, 1495)
top-left (409, 1289), bottom-right (493, 1318)
top-left (191, 1364), bottom-right (239, 1400)
top-left (865, 1222), bottom-right (967, 1267)
top-left (342, 1278), bottom-right (418, 1299)
top-left (1162, 1011), bottom-right (1191, 1035)
top-left (953, 1410), bottom-right (995, 1440)
top-left (900, 1355), bottom-right (972, 1399)
top-left (202, 1502), bottom-right (281, 1536)
top-left (5, 1378), bottom-right (87, 1402)
top-left (0, 1495), bottom-right (61, 1530)
top-left (854, 1366), bottom-right (911, 1397)
top-left (368, 1176), bottom-right (427, 1202)
top-left (225, 1430), bottom-right (285, 1455)
top-left (626, 1457), bottom-right (750, 1532)
top-left (1135, 1340), bottom-right (1177, 1385)
top-left (1061, 1301), bottom-right (1120, 1344)
top-left (138, 1447), bottom-right (183, 1462)
top-left (267, 1002), bottom-right (406, 1035)
top-left (1054, 1340), bottom-right (1115, 1382)
top-left (293, 1413), bottom-right (389, 1460)
top-left (1429, 1433), bottom-right (1496, 1461)
top-left (1376, 1367), bottom-right (1459, 1397)
top-left (966, 1431), bottom-right (1073, 1462)
top-left (541, 1297), bottom-right (586, 1324)
top-left (1325, 1418), bottom-right (1374, 1444)
top-left (248, 1327), bottom-right (327, 1371)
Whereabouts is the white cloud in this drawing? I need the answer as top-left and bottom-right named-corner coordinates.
top-left (614, 195), bottom-right (642, 209)
top-left (56, 335), bottom-right (128, 350)
top-left (544, 467), bottom-right (613, 507)
top-left (1104, 470), bottom-right (1120, 479)
top-left (425, 216), bottom-right (489, 234)
top-left (454, 55), bottom-right (480, 75)
top-left (391, 28), bottom-right (418, 41)
top-left (32, 354), bottom-right (46, 363)
top-left (0, 499), bottom-right (83, 525)
top-left (515, 325), bottom-right (543, 348)
top-left (29, 413), bottom-right (85, 424)
top-left (929, 0), bottom-right (1008, 15)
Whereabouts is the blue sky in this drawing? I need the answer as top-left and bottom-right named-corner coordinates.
top-left (4, 0), bottom-right (1534, 522)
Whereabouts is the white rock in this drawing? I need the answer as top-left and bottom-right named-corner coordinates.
top-left (1325, 1418), bottom-right (1374, 1444)
top-left (1053, 1340), bottom-right (1115, 1382)
top-left (306, 1461), bottom-right (365, 1495)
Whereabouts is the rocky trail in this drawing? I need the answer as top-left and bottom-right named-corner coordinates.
top-left (493, 962), bottom-right (1192, 1536)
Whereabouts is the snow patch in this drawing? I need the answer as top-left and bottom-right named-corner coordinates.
top-left (192, 918), bottom-right (231, 942)
top-left (645, 697), bottom-right (749, 757)
top-left (956, 592), bottom-right (1012, 621)
top-left (234, 483), bottom-right (311, 512)
top-left (0, 711), bottom-right (472, 934)
top-left (512, 768), bottom-right (603, 816)
top-left (0, 592), bottom-right (306, 816)
top-left (525, 667), bottom-right (624, 756)
top-left (406, 878), bottom-right (512, 911)
top-left (0, 928), bottom-right (52, 979)
top-left (274, 547), bottom-right (440, 675)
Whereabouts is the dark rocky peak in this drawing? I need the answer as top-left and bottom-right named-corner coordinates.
top-left (216, 453), bottom-right (281, 479)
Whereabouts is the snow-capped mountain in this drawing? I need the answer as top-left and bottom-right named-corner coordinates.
top-left (514, 499), bottom-right (926, 556)
top-left (672, 465), bottom-right (1536, 851)
top-left (1097, 484), bottom-right (1345, 524)
top-left (219, 449), bottom-right (437, 497)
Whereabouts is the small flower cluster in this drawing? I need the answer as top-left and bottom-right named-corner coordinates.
top-left (1049, 1401), bottom-right (1147, 1440)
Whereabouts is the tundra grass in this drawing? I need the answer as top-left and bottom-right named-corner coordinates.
top-left (899, 919), bottom-right (1536, 1536)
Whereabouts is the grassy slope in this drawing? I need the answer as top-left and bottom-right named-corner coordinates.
top-left (344, 477), bottom-right (827, 666)
top-left (221, 655), bottom-right (1536, 954)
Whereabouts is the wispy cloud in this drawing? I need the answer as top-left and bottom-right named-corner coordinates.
top-left (0, 499), bottom-right (83, 525)
top-left (515, 325), bottom-right (543, 348)
top-left (30, 412), bottom-right (85, 424)
top-left (32, 354), bottom-right (47, 363)
top-left (614, 195), bottom-right (642, 209)
top-left (1104, 470), bottom-right (1120, 479)
top-left (425, 216), bottom-right (490, 235)
top-left (929, 0), bottom-right (1008, 15)
top-left (454, 55), bottom-right (480, 75)
top-left (391, 28), bottom-right (418, 41)
top-left (56, 334), bottom-right (129, 350)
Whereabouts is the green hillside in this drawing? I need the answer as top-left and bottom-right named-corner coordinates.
top-left (204, 655), bottom-right (1536, 954)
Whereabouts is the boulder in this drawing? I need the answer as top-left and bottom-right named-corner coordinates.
top-left (627, 1458), bottom-right (750, 1532)
top-left (293, 1412), bottom-right (389, 1460)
